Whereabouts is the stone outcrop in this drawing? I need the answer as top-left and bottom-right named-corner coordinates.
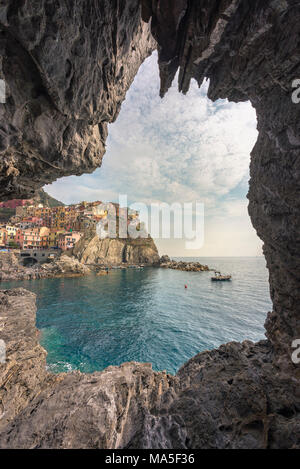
top-left (0, 289), bottom-right (57, 431)
top-left (160, 256), bottom-right (209, 272)
top-left (71, 229), bottom-right (160, 266)
top-left (40, 254), bottom-right (91, 277)
top-left (0, 1), bottom-right (155, 200)
top-left (0, 0), bottom-right (299, 449)
top-left (0, 289), bottom-right (299, 449)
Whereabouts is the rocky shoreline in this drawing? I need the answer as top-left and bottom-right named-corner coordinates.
top-left (0, 288), bottom-right (298, 449)
top-left (0, 251), bottom-right (212, 283)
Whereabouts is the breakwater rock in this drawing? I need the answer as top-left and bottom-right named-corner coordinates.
top-left (0, 252), bottom-right (90, 281)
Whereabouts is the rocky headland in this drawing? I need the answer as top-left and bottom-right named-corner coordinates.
top-left (0, 289), bottom-right (299, 449)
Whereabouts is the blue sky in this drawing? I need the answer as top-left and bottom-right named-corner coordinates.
top-left (45, 52), bottom-right (262, 257)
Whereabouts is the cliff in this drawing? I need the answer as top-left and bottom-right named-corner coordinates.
top-left (0, 289), bottom-right (299, 449)
top-left (71, 229), bottom-right (160, 266)
top-left (33, 189), bottom-right (64, 208)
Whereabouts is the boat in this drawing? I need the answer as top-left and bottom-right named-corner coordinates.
top-left (211, 271), bottom-right (232, 281)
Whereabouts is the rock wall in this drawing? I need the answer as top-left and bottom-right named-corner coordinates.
top-left (71, 229), bottom-right (160, 265)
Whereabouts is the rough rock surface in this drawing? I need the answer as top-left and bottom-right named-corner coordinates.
top-left (0, 252), bottom-right (90, 280)
top-left (71, 229), bottom-right (160, 266)
top-left (0, 289), bottom-right (57, 431)
top-left (0, 0), bottom-right (155, 199)
top-left (0, 290), bottom-right (299, 449)
top-left (160, 256), bottom-right (209, 272)
top-left (40, 254), bottom-right (91, 277)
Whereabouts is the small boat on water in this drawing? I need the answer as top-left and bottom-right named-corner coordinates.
top-left (211, 271), bottom-right (232, 281)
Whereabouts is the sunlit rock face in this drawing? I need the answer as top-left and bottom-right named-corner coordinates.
top-left (142, 0), bottom-right (300, 368)
top-left (0, 0), bottom-right (155, 199)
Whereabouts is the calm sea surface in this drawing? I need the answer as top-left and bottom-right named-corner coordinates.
top-left (1, 257), bottom-right (272, 374)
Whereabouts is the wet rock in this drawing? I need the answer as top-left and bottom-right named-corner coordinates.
top-left (0, 252), bottom-right (90, 280)
top-left (160, 254), bottom-right (170, 264)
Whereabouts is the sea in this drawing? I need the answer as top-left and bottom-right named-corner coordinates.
top-left (1, 257), bottom-right (272, 375)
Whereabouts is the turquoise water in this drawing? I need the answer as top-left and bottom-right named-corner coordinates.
top-left (1, 257), bottom-right (272, 374)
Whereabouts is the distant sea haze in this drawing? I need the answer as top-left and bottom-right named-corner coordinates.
top-left (1, 257), bottom-right (272, 375)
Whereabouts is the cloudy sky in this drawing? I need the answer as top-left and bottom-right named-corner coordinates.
top-left (45, 52), bottom-right (262, 257)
